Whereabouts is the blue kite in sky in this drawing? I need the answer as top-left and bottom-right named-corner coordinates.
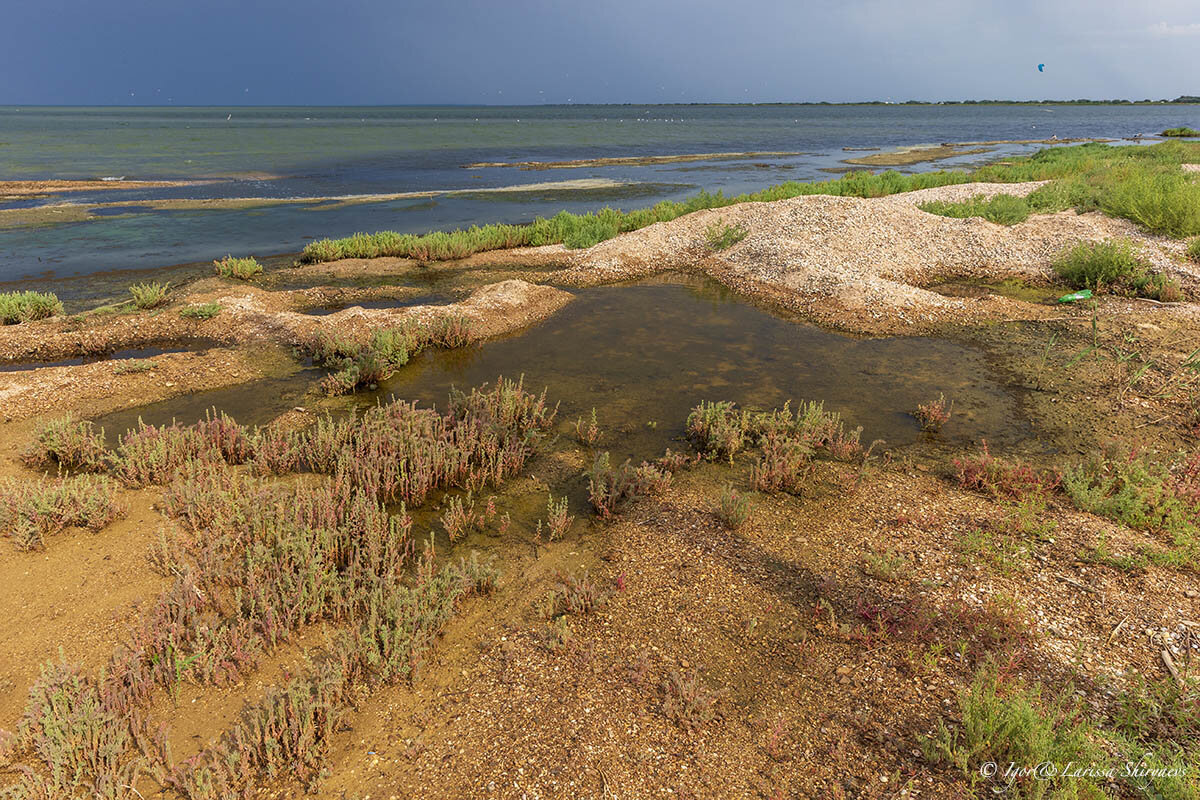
top-left (1037, 63), bottom-right (1045, 72)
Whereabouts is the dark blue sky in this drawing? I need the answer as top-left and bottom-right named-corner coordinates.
top-left (3, 0), bottom-right (1198, 105)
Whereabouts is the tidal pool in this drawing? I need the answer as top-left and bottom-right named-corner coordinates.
top-left (94, 275), bottom-right (1031, 463)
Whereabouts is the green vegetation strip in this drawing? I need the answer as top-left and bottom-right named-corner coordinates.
top-left (300, 141), bottom-right (1200, 264)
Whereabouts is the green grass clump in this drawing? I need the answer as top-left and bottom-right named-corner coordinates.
top-left (214, 255), bottom-right (263, 280)
top-left (922, 663), bottom-right (1106, 798)
top-left (0, 291), bottom-right (63, 325)
top-left (1052, 239), bottom-right (1183, 300)
top-left (704, 220), bottom-right (750, 249)
top-left (129, 281), bottom-right (169, 309)
top-left (308, 315), bottom-right (476, 395)
top-left (1053, 239), bottom-right (1146, 291)
top-left (1098, 168), bottom-right (1200, 238)
top-left (1162, 127), bottom-right (1200, 137)
top-left (1064, 446), bottom-right (1200, 568)
top-left (919, 193), bottom-right (1034, 225)
top-left (181, 302), bottom-right (221, 320)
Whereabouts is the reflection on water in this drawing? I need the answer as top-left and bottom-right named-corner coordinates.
top-left (93, 368), bottom-right (322, 433)
top-left (92, 278), bottom-right (1031, 463)
top-left (374, 277), bottom-right (1029, 460)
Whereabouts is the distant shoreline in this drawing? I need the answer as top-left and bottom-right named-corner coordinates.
top-left (1, 99), bottom-right (1199, 109)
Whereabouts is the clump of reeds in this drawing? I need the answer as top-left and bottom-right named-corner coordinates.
top-left (661, 670), bottom-right (727, 733)
top-left (21, 415), bottom-right (110, 472)
top-left (0, 290), bottom-right (63, 324)
top-left (549, 570), bottom-right (609, 616)
top-left (112, 359), bottom-right (157, 374)
top-left (129, 281), bottom-right (170, 309)
top-left (750, 431), bottom-right (814, 494)
top-left (441, 492), bottom-right (493, 541)
top-left (213, 255), bottom-right (263, 280)
top-left (954, 440), bottom-right (1061, 501)
top-left (687, 399), bottom-right (863, 466)
top-left (914, 393), bottom-right (953, 432)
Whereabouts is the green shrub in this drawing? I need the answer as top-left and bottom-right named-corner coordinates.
top-left (181, 302), bottom-right (221, 320)
top-left (1187, 237), bottom-right (1200, 264)
top-left (1052, 239), bottom-right (1150, 293)
top-left (1162, 127), bottom-right (1200, 137)
top-left (308, 317), bottom-right (474, 395)
top-left (586, 451), bottom-right (671, 519)
top-left (0, 291), bottom-right (63, 324)
top-left (1099, 169), bottom-right (1200, 238)
top-left (1064, 446), bottom-right (1200, 567)
top-left (129, 281), bottom-right (169, 309)
top-left (214, 255), bottom-right (263, 280)
top-left (922, 664), bottom-right (1106, 798)
top-left (919, 193), bottom-right (1033, 225)
top-left (704, 220), bottom-right (750, 249)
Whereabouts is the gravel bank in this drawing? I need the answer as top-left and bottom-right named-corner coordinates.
top-left (554, 181), bottom-right (1199, 333)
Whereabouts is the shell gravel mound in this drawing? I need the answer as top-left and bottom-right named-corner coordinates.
top-left (554, 181), bottom-right (1199, 331)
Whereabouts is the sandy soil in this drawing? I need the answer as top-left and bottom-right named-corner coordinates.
top-left (313, 454), bottom-right (1200, 799)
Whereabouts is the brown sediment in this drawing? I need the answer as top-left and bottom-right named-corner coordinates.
top-left (463, 151), bottom-right (803, 170)
top-left (0, 179), bottom-right (200, 199)
top-left (0, 480), bottom-right (168, 715)
top-left (0, 205), bottom-right (94, 229)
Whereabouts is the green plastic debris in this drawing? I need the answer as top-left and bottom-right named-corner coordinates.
top-left (1057, 289), bottom-right (1093, 304)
